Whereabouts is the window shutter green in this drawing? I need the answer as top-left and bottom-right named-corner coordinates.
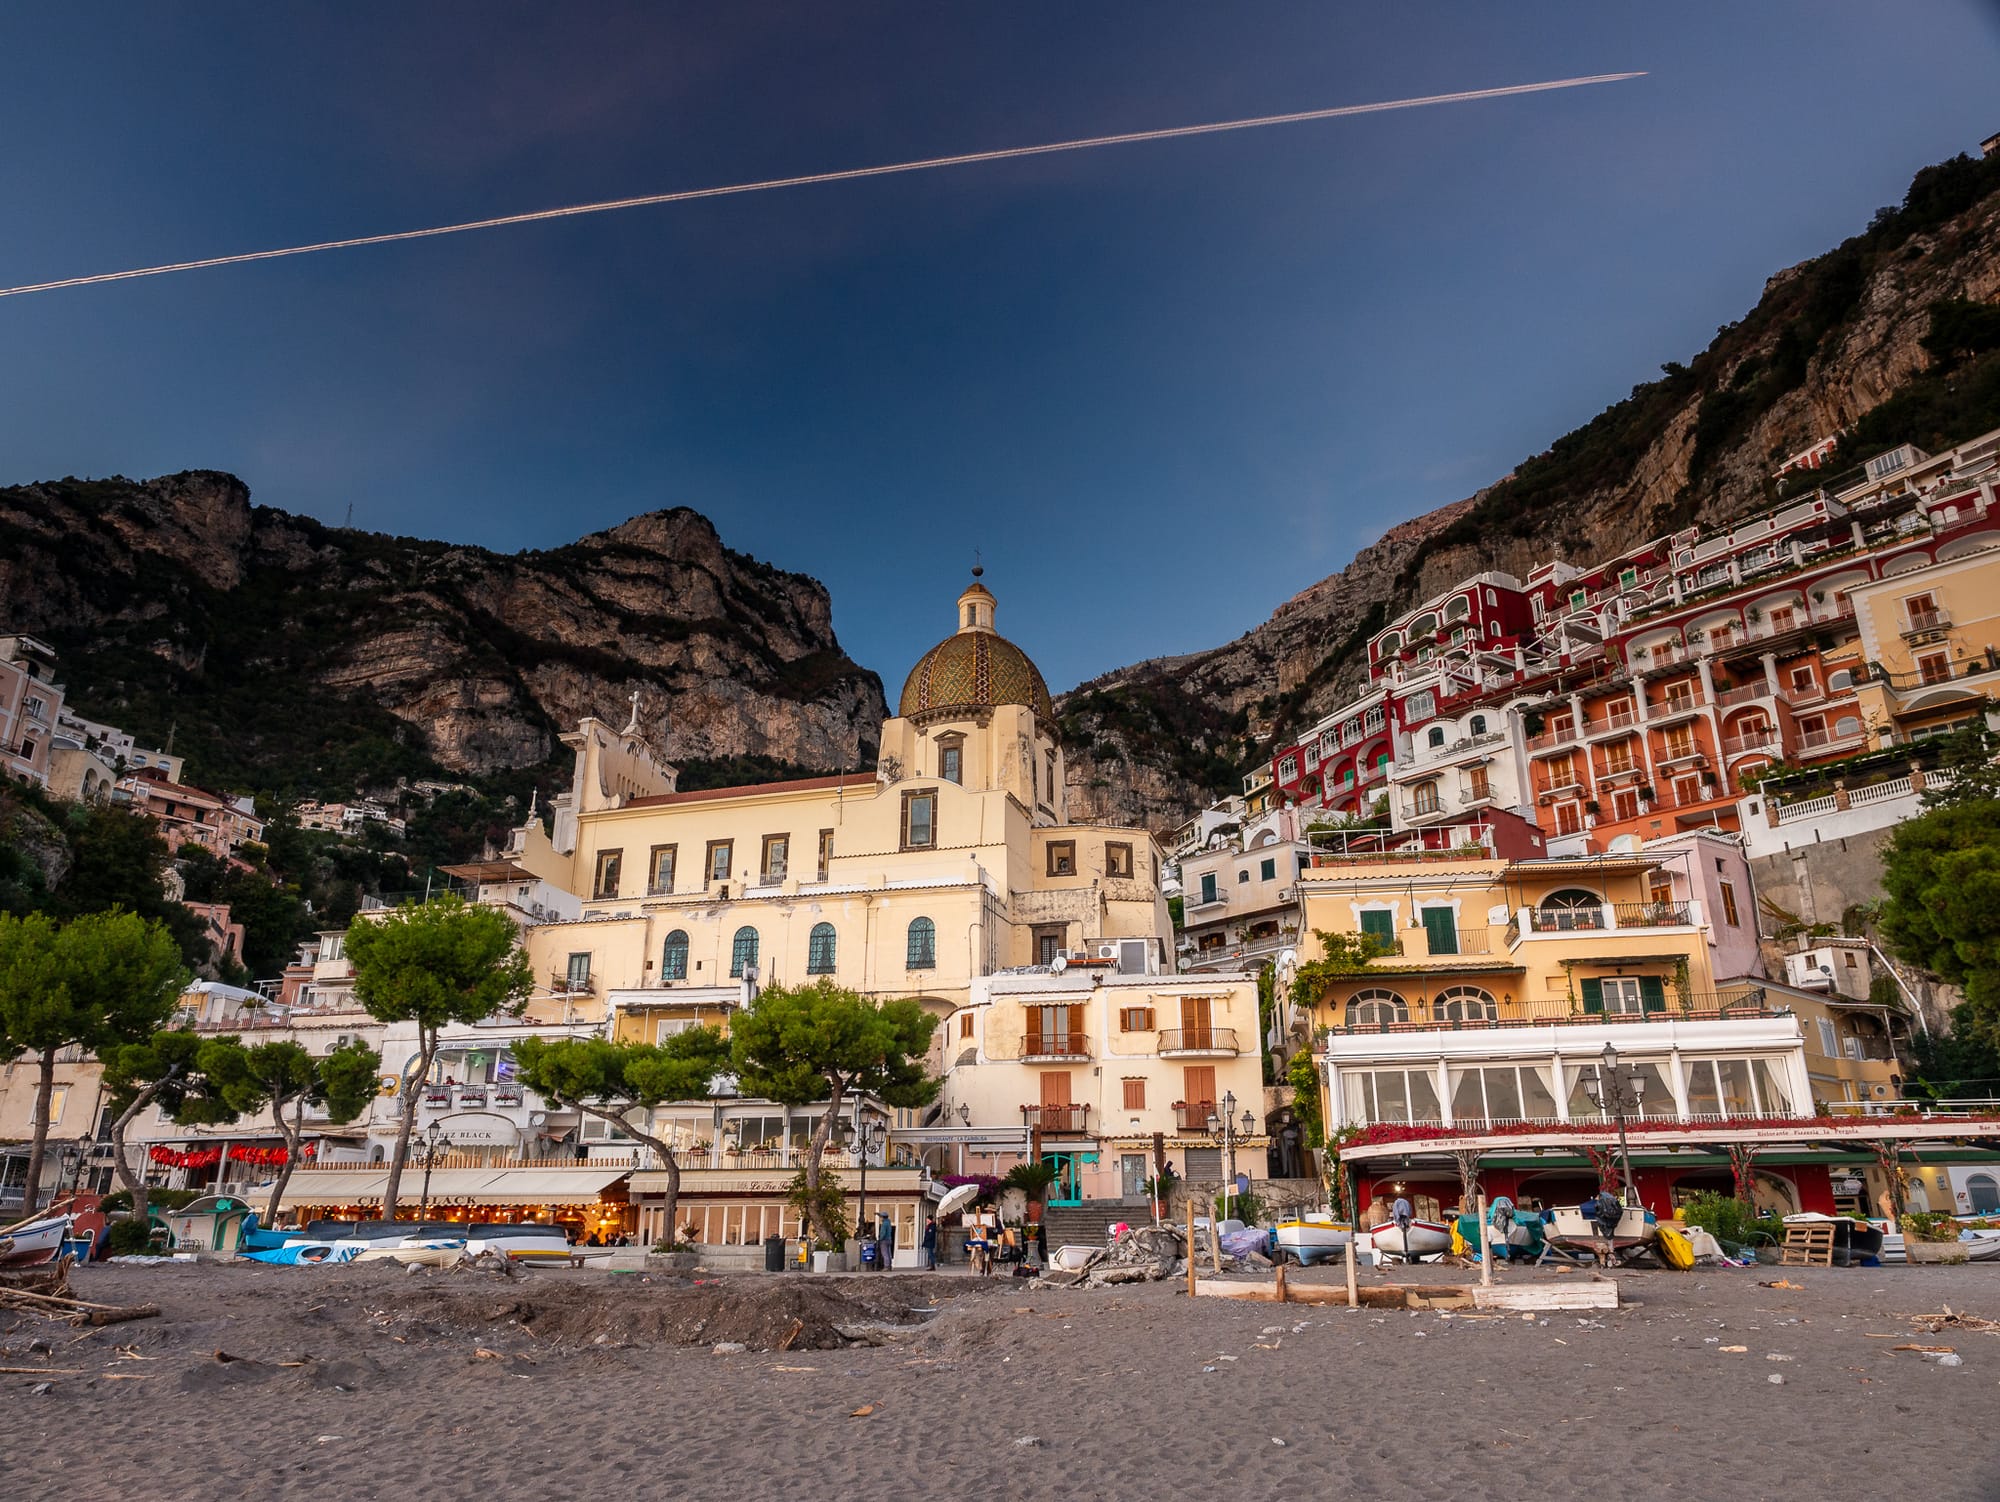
top-left (1580, 978), bottom-right (1604, 1014)
top-left (1640, 976), bottom-right (1667, 1013)
top-left (1359, 910), bottom-right (1394, 940)
top-left (1422, 906), bottom-right (1458, 956)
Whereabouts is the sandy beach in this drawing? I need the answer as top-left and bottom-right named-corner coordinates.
top-left (5, 1258), bottom-right (1998, 1501)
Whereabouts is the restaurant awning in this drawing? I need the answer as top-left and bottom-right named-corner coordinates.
top-left (469, 1168), bottom-right (629, 1205)
top-left (272, 1170), bottom-right (389, 1207)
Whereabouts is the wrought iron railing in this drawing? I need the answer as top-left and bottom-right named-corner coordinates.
top-left (1157, 1027), bottom-right (1239, 1055)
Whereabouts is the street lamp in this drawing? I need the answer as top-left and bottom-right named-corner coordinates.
top-left (840, 1114), bottom-right (887, 1257)
top-left (416, 1121), bottom-right (453, 1223)
top-left (1581, 1042), bottom-right (1645, 1204)
top-left (1203, 1090), bottom-right (1257, 1222)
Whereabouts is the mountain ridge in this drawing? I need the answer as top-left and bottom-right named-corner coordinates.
top-left (1055, 147), bottom-right (2000, 830)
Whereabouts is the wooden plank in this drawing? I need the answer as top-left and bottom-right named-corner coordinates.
top-left (1193, 1278), bottom-right (1348, 1305)
top-left (1470, 1280), bottom-right (1619, 1311)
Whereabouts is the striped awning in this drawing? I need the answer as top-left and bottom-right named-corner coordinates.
top-left (272, 1166), bottom-right (629, 1208)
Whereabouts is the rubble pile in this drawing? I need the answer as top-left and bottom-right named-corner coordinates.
top-left (1034, 1225), bottom-right (1271, 1289)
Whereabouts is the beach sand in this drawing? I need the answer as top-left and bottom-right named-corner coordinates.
top-left (4, 1258), bottom-right (1998, 1500)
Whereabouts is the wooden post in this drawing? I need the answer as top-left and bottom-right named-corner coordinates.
top-left (1477, 1193), bottom-right (1492, 1287)
top-left (1210, 1211), bottom-right (1224, 1276)
top-left (1344, 1233), bottom-right (1359, 1309)
top-left (1273, 1256), bottom-right (1288, 1305)
top-left (1186, 1197), bottom-right (1198, 1299)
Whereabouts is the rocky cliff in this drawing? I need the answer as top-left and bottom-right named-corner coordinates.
top-left (1059, 148), bottom-right (2000, 831)
top-left (0, 475), bottom-right (886, 795)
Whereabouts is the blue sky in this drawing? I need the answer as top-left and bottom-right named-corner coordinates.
top-left (4, 4), bottom-right (1999, 697)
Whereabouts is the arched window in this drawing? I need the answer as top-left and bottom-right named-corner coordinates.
top-left (807, 923), bottom-right (837, 974)
top-left (660, 929), bottom-right (689, 981)
top-left (906, 917), bottom-right (936, 970)
top-left (1377, 632), bottom-right (1401, 656)
top-left (1968, 1172), bottom-right (2000, 1214)
top-left (1469, 714), bottom-right (1487, 736)
top-left (1346, 989), bottom-right (1409, 1027)
top-left (1427, 726), bottom-right (1446, 748)
top-left (730, 926), bottom-right (760, 978)
top-left (1536, 889), bottom-right (1605, 931)
top-left (1444, 595), bottom-right (1471, 622)
top-left (1433, 985), bottom-right (1497, 1022)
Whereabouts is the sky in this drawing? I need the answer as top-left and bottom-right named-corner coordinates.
top-left (5, 4), bottom-right (2000, 699)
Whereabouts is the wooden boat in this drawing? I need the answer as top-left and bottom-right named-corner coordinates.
top-left (1368, 1219), bottom-right (1451, 1261)
top-left (354, 1241), bottom-right (466, 1268)
top-left (1548, 1202), bottom-right (1654, 1260)
top-left (0, 1213), bottom-right (73, 1268)
top-left (1274, 1216), bottom-right (1353, 1266)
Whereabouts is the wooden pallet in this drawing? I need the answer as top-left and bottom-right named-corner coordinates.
top-left (1779, 1223), bottom-right (1834, 1266)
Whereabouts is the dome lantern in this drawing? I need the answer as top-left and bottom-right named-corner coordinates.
top-left (898, 572), bottom-right (1051, 724)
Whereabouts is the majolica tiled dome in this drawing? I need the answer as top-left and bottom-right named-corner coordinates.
top-left (898, 577), bottom-right (1052, 723)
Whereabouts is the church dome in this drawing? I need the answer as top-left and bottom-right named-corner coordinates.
top-left (897, 576), bottom-right (1052, 723)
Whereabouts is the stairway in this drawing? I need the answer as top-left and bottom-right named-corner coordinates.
top-left (1040, 1201), bottom-right (1142, 1249)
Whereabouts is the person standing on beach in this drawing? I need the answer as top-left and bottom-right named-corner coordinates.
top-left (922, 1216), bottom-right (938, 1270)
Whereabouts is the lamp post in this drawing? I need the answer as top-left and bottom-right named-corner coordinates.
top-left (1204, 1090), bottom-right (1259, 1222)
top-left (841, 1114), bottom-right (886, 1254)
top-left (1582, 1042), bottom-right (1645, 1204)
top-left (416, 1121), bottom-right (452, 1223)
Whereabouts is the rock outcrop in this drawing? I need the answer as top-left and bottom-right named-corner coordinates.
top-left (0, 475), bottom-right (885, 792)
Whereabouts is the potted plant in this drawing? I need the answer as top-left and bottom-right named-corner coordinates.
top-left (1583, 799), bottom-right (1601, 815)
top-left (1637, 785), bottom-right (1657, 803)
top-left (648, 1238), bottom-right (700, 1272)
top-left (1002, 1160), bottom-right (1061, 1223)
top-left (1900, 1211), bottom-right (1968, 1264)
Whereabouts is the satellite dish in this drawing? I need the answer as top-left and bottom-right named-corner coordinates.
top-left (934, 1182), bottom-right (980, 1220)
top-left (1277, 948), bottom-right (1297, 972)
top-left (1050, 955), bottom-right (1068, 974)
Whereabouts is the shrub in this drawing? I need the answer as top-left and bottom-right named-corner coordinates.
top-left (1677, 1191), bottom-right (1773, 1249)
top-left (98, 1187), bottom-right (205, 1215)
top-left (1217, 1189), bottom-right (1267, 1226)
top-left (100, 1218), bottom-right (158, 1256)
top-left (1900, 1211), bottom-right (1961, 1244)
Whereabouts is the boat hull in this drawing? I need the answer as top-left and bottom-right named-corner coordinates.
top-left (1368, 1220), bottom-right (1450, 1260)
top-left (1549, 1205), bottom-right (1653, 1249)
top-left (1275, 1221), bottom-right (1352, 1265)
top-left (0, 1214), bottom-right (73, 1267)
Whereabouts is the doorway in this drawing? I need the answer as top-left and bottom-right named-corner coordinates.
top-left (1120, 1153), bottom-right (1148, 1204)
top-left (1042, 1152), bottom-right (1090, 1207)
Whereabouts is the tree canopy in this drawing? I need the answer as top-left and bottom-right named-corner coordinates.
top-left (1879, 796), bottom-right (2000, 1049)
top-left (101, 1028), bottom-right (242, 1220)
top-left (345, 894), bottom-right (531, 1216)
top-left (0, 908), bottom-right (189, 1201)
top-left (730, 980), bottom-right (938, 1246)
top-left (199, 1036), bottom-right (382, 1221)
top-left (512, 1030), bottom-right (731, 1241)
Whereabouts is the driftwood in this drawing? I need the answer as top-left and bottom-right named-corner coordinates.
top-left (0, 1286), bottom-right (161, 1327)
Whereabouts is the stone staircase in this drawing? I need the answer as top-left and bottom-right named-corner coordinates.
top-left (1040, 1201), bottom-right (1143, 1250)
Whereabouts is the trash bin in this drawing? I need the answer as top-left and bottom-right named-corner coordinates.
top-left (764, 1234), bottom-right (787, 1272)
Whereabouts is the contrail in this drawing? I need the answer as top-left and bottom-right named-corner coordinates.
top-left (0, 72), bottom-right (1642, 300)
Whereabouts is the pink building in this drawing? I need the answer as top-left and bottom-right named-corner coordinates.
top-left (0, 635), bottom-right (65, 788)
top-left (116, 769), bottom-right (265, 857)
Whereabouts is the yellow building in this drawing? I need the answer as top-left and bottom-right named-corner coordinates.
top-left (1850, 545), bottom-right (2000, 747)
top-left (510, 574), bottom-right (1255, 1218)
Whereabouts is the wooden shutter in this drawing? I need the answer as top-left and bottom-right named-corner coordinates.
top-left (1040, 1071), bottom-right (1073, 1108)
top-left (1182, 1065), bottom-right (1217, 1109)
top-left (1359, 909), bottom-right (1394, 941)
top-left (1580, 978), bottom-right (1604, 1014)
top-left (1180, 996), bottom-right (1212, 1031)
top-left (1639, 976), bottom-right (1668, 1013)
top-left (1121, 1078), bottom-right (1146, 1110)
top-left (1422, 906), bottom-right (1458, 956)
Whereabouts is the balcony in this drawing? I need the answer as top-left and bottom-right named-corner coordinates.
top-left (1901, 607), bottom-right (1951, 640)
top-left (1021, 1103), bottom-right (1091, 1134)
top-left (1794, 725), bottom-right (1867, 755)
top-left (1526, 726), bottom-right (1579, 754)
top-left (1013, 1033), bottom-right (1092, 1062)
top-left (1321, 989), bottom-right (1776, 1035)
top-left (1714, 682), bottom-right (1773, 708)
top-left (1173, 1100), bottom-right (1219, 1132)
top-left (550, 969), bottom-right (594, 996)
top-left (1158, 1027), bottom-right (1240, 1057)
top-left (1649, 693), bottom-right (1707, 723)
top-left (1721, 730), bottom-right (1780, 757)
top-left (1585, 708), bottom-right (1641, 739)
top-left (1526, 907), bottom-right (1606, 933)
top-left (1611, 901), bottom-right (1694, 928)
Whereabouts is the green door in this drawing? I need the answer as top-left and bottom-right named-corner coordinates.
top-left (1043, 1152), bottom-right (1090, 1207)
top-left (1421, 906), bottom-right (1458, 956)
top-left (1360, 909), bottom-right (1394, 955)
